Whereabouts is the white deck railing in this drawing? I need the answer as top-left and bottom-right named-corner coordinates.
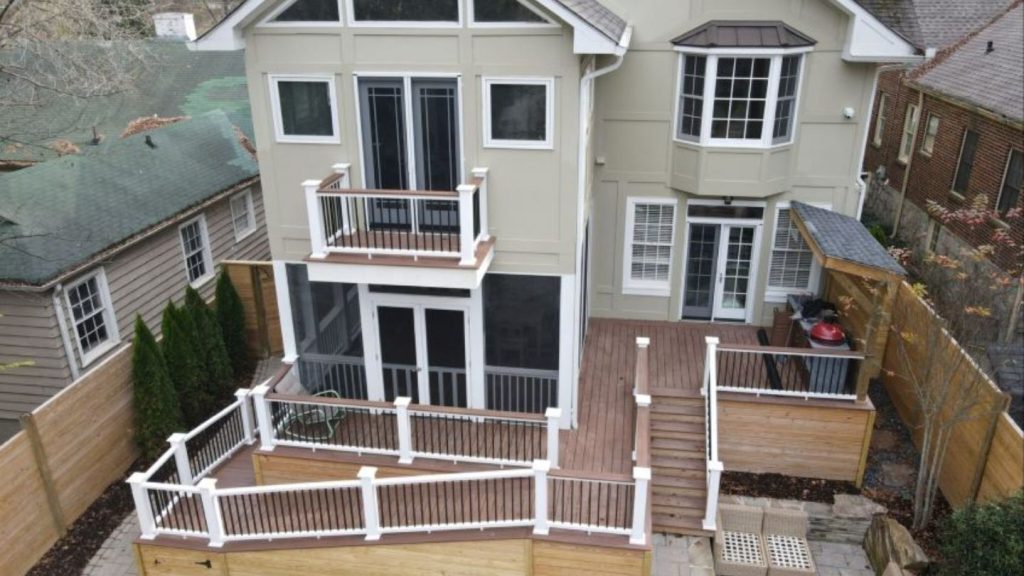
top-left (714, 343), bottom-right (865, 401)
top-left (702, 337), bottom-right (724, 532)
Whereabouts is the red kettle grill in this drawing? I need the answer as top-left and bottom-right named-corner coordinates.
top-left (810, 312), bottom-right (846, 346)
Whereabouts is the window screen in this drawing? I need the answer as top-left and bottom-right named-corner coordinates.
top-left (678, 55), bottom-right (706, 140)
top-left (352, 0), bottom-right (459, 21)
top-left (274, 0), bottom-right (339, 21)
top-left (710, 57), bottom-right (770, 140)
top-left (768, 208), bottom-right (814, 290)
top-left (998, 150), bottom-right (1022, 215)
top-left (483, 274), bottom-right (560, 371)
top-left (277, 80), bottom-right (334, 137)
top-left (67, 275), bottom-right (111, 356)
top-left (489, 83), bottom-right (548, 142)
top-left (474, 0), bottom-right (545, 22)
top-left (179, 220), bottom-right (210, 283)
top-left (629, 202), bottom-right (676, 284)
top-left (772, 55), bottom-right (800, 142)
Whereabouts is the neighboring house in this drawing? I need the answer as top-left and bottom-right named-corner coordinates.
top-left (121, 1), bottom-right (929, 572)
top-left (0, 111), bottom-right (268, 441)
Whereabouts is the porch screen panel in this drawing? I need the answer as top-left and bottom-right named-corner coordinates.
top-left (286, 264), bottom-right (366, 398)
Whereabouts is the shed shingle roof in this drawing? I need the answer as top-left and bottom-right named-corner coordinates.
top-left (553, 0), bottom-right (627, 42)
top-left (791, 202), bottom-right (906, 277)
top-left (672, 21), bottom-right (816, 48)
top-left (0, 111), bottom-right (259, 286)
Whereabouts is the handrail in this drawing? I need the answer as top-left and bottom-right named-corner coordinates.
top-left (702, 337), bottom-right (724, 532)
top-left (716, 343), bottom-right (866, 359)
top-left (317, 186), bottom-right (462, 200)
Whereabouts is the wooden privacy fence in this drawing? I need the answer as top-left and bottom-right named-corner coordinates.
top-left (832, 276), bottom-right (1023, 507)
top-left (222, 260), bottom-right (282, 359)
top-left (0, 344), bottom-right (138, 576)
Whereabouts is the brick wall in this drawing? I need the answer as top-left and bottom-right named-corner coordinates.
top-left (863, 69), bottom-right (1023, 272)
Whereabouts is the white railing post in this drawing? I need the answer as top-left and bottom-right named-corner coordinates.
top-left (703, 460), bottom-right (724, 531)
top-left (702, 336), bottom-right (718, 397)
top-left (545, 408), bottom-right (561, 468)
top-left (532, 460), bottom-right (551, 535)
top-left (304, 179), bottom-right (327, 259)
top-left (332, 163), bottom-right (353, 234)
top-left (457, 183), bottom-right (477, 266)
top-left (471, 167), bottom-right (490, 240)
top-left (128, 473), bottom-right (156, 540)
top-left (167, 433), bottom-right (193, 486)
top-left (633, 393), bottom-right (651, 461)
top-left (251, 384), bottom-right (275, 452)
top-left (235, 389), bottom-right (254, 445)
top-left (358, 467), bottom-right (381, 541)
top-left (197, 478), bottom-right (225, 547)
top-left (705, 336), bottom-right (720, 463)
top-left (630, 466), bottom-right (651, 545)
top-left (394, 397), bottom-right (413, 464)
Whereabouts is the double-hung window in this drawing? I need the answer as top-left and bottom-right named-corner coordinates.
top-left (623, 198), bottom-right (677, 296)
top-left (675, 51), bottom-right (807, 147)
top-left (767, 206), bottom-right (820, 298)
top-left (873, 93), bottom-right (889, 147)
top-left (997, 150), bottom-right (1023, 216)
top-left (269, 75), bottom-right (340, 143)
top-left (920, 113), bottom-right (940, 156)
top-left (179, 216), bottom-right (214, 286)
top-left (65, 269), bottom-right (119, 366)
top-left (898, 103), bottom-right (919, 163)
top-left (230, 190), bottom-right (257, 241)
top-left (483, 77), bottom-right (554, 149)
top-left (952, 130), bottom-right (980, 195)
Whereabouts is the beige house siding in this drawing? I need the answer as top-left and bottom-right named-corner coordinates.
top-left (242, 4), bottom-right (583, 276)
top-left (0, 184), bottom-right (270, 425)
top-left (589, 0), bottom-right (879, 324)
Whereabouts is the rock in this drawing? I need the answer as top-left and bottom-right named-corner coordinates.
top-left (833, 494), bottom-right (888, 519)
top-left (688, 537), bottom-right (714, 569)
top-left (871, 429), bottom-right (898, 451)
top-left (881, 560), bottom-right (910, 576)
top-left (879, 463), bottom-right (915, 488)
top-left (864, 516), bottom-right (930, 574)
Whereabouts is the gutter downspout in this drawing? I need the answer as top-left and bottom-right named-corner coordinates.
top-left (51, 284), bottom-right (80, 381)
top-left (571, 26), bottom-right (632, 429)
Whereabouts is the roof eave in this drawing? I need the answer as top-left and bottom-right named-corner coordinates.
top-left (829, 0), bottom-right (922, 63)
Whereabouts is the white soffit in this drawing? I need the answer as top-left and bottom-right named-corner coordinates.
top-left (827, 0), bottom-right (919, 62)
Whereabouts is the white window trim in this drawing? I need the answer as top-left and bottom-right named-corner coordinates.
top-left (897, 103), bottom-right (919, 164)
top-left (346, 0), bottom-right (463, 28)
top-left (468, 0), bottom-right (558, 28)
top-left (920, 112), bottom-right (939, 156)
top-left (872, 93), bottom-right (888, 147)
top-left (482, 76), bottom-right (555, 150)
top-left (764, 202), bottom-right (829, 302)
top-left (179, 215), bottom-right (215, 288)
top-left (230, 190), bottom-right (257, 242)
top-left (672, 47), bottom-right (811, 150)
top-left (268, 74), bottom-right (341, 144)
top-left (257, 0), bottom-right (344, 28)
top-left (64, 268), bottom-right (120, 368)
top-left (622, 197), bottom-right (678, 297)
top-left (996, 149), bottom-right (1023, 216)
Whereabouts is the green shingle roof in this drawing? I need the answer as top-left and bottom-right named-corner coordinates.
top-left (0, 111), bottom-right (259, 286)
top-left (0, 40), bottom-right (250, 164)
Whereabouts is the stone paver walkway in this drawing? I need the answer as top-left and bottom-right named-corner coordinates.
top-left (809, 541), bottom-right (875, 576)
top-left (81, 514), bottom-right (138, 576)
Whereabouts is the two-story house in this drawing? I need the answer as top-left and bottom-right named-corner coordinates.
top-left (123, 2), bottom-right (919, 574)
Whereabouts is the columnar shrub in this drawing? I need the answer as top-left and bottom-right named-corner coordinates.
top-left (215, 271), bottom-right (250, 377)
top-left (131, 316), bottom-right (181, 460)
top-left (161, 301), bottom-right (208, 426)
top-left (184, 286), bottom-right (234, 402)
top-left (938, 491), bottom-right (1024, 576)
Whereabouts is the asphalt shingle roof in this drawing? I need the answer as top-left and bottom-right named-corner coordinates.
top-left (853, 0), bottom-right (1016, 49)
top-left (0, 40), bottom-right (250, 165)
top-left (0, 111), bottom-right (259, 286)
top-left (913, 3), bottom-right (1023, 122)
top-left (791, 202), bottom-right (906, 277)
top-left (553, 0), bottom-right (627, 42)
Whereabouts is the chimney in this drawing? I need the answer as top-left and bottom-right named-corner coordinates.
top-left (153, 13), bottom-right (197, 42)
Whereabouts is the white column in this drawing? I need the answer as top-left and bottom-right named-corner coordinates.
top-left (702, 460), bottom-right (724, 532)
top-left (251, 384), bottom-right (275, 452)
top-left (532, 460), bottom-right (551, 535)
top-left (197, 478), bottom-right (225, 547)
top-left (305, 179), bottom-right (327, 259)
top-left (468, 287), bottom-right (487, 411)
top-left (394, 397), bottom-right (413, 464)
top-left (271, 260), bottom-right (298, 363)
top-left (358, 284), bottom-right (385, 402)
top-left (235, 389), bottom-right (254, 445)
top-left (128, 473), bottom-right (156, 540)
top-left (545, 408), bottom-right (562, 468)
top-left (471, 167), bottom-right (490, 240)
top-left (557, 275), bottom-right (575, 429)
top-left (358, 467), bottom-right (381, 541)
top-left (168, 433), bottom-right (192, 486)
top-left (630, 466), bottom-right (651, 545)
top-left (457, 184), bottom-right (476, 265)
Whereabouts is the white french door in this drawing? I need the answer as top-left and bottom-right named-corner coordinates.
top-left (711, 224), bottom-right (761, 321)
top-left (373, 300), bottom-right (470, 407)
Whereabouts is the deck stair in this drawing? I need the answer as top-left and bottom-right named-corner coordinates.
top-left (650, 388), bottom-right (710, 536)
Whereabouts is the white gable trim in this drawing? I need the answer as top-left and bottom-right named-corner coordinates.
top-left (827, 0), bottom-right (920, 62)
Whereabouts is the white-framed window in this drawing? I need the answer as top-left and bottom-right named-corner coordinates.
top-left (952, 129), bottom-right (980, 195)
top-left (766, 204), bottom-right (822, 299)
top-left (897, 103), bottom-right (920, 163)
top-left (179, 216), bottom-right (214, 286)
top-left (469, 0), bottom-right (555, 26)
top-left (65, 268), bottom-right (120, 367)
top-left (268, 74), bottom-right (340, 144)
top-left (347, 0), bottom-right (462, 27)
top-left (873, 93), bottom-right (889, 147)
top-left (920, 113), bottom-right (940, 156)
top-left (926, 219), bottom-right (941, 254)
top-left (674, 49), bottom-right (808, 148)
top-left (997, 149), bottom-right (1023, 216)
top-left (230, 190), bottom-right (257, 241)
top-left (482, 77), bottom-right (554, 149)
top-left (260, 0), bottom-right (342, 26)
top-left (623, 198), bottom-right (677, 297)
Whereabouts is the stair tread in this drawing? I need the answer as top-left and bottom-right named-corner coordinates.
top-left (653, 494), bottom-right (707, 508)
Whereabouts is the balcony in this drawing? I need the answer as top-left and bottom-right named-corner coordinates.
top-left (304, 164), bottom-right (495, 289)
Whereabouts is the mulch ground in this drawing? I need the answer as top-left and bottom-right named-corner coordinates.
top-left (721, 471), bottom-right (860, 504)
top-left (27, 467), bottom-right (136, 576)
